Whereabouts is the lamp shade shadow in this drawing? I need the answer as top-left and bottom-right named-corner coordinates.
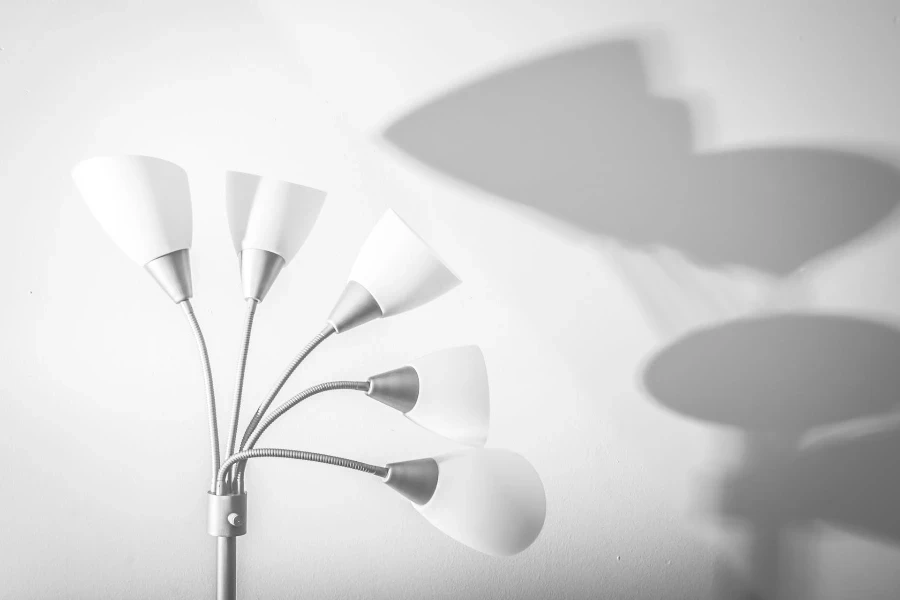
top-left (643, 314), bottom-right (900, 599)
top-left (792, 426), bottom-right (900, 543)
top-left (642, 314), bottom-right (900, 433)
top-left (385, 39), bottom-right (900, 275)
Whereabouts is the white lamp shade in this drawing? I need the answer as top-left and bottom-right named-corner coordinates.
top-left (72, 155), bottom-right (192, 265)
top-left (348, 210), bottom-right (460, 316)
top-left (407, 346), bottom-right (489, 446)
top-left (225, 171), bottom-right (327, 264)
top-left (416, 449), bottom-right (546, 556)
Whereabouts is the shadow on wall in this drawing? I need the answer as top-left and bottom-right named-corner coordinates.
top-left (644, 314), bottom-right (900, 599)
top-left (384, 37), bottom-right (900, 277)
top-left (385, 36), bottom-right (900, 599)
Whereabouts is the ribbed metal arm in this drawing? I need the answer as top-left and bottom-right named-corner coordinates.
top-left (234, 380), bottom-right (370, 492)
top-left (224, 298), bottom-right (258, 469)
top-left (237, 324), bottom-right (336, 452)
top-left (180, 300), bottom-right (221, 492)
top-left (217, 448), bottom-right (388, 495)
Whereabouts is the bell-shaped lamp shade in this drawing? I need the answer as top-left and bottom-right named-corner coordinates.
top-left (72, 155), bottom-right (194, 302)
top-left (328, 210), bottom-right (461, 332)
top-left (367, 346), bottom-right (489, 446)
top-left (225, 171), bottom-right (327, 301)
top-left (384, 449), bottom-right (546, 556)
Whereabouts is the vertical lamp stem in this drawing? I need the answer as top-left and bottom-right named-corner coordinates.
top-left (225, 298), bottom-right (259, 489)
top-left (181, 299), bottom-right (221, 492)
top-left (217, 537), bottom-right (237, 600)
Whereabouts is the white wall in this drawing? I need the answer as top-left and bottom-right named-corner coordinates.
top-left (3, 1), bottom-right (900, 598)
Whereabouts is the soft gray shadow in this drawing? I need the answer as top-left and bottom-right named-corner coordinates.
top-left (384, 39), bottom-right (900, 276)
top-left (793, 425), bottom-right (900, 544)
top-left (643, 314), bottom-right (900, 599)
top-left (644, 314), bottom-right (900, 433)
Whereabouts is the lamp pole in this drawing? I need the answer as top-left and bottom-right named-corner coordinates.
top-left (217, 538), bottom-right (237, 600)
top-left (208, 492), bottom-right (247, 600)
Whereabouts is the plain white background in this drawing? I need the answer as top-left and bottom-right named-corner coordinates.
top-left (3, 1), bottom-right (900, 598)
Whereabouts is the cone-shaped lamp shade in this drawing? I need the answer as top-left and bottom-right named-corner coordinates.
top-left (72, 155), bottom-right (194, 302)
top-left (385, 449), bottom-right (546, 556)
top-left (328, 210), bottom-right (460, 332)
top-left (72, 155), bottom-right (192, 265)
top-left (225, 171), bottom-right (327, 301)
top-left (368, 346), bottom-right (489, 446)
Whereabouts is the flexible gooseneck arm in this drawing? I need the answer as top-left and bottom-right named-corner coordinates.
top-left (224, 298), bottom-right (259, 484)
top-left (217, 448), bottom-right (388, 494)
top-left (233, 380), bottom-right (371, 492)
top-left (180, 299), bottom-right (222, 492)
top-left (237, 325), bottom-right (336, 453)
